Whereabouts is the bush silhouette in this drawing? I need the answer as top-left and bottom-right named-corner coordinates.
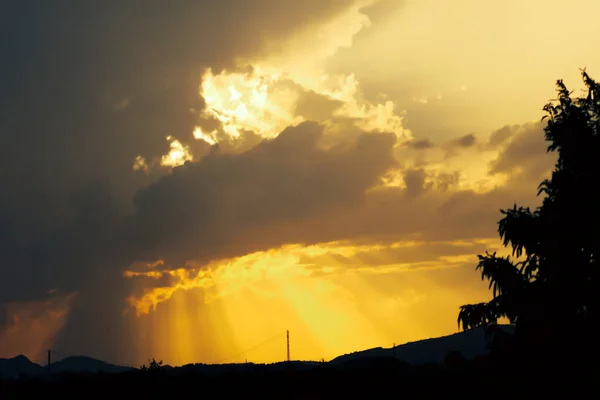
top-left (140, 358), bottom-right (163, 372)
top-left (457, 69), bottom-right (600, 367)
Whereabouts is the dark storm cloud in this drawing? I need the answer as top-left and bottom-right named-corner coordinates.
top-left (130, 122), bottom-right (397, 265)
top-left (236, 121), bottom-right (557, 249)
top-left (86, 119), bottom-right (554, 363)
top-left (27, 122), bottom-right (396, 364)
top-left (0, 0), bottom-right (363, 301)
top-left (0, 0), bottom-right (360, 202)
top-left (0, 0), bottom-right (373, 361)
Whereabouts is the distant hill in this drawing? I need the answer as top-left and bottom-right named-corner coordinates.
top-left (50, 356), bottom-right (136, 374)
top-left (330, 325), bottom-right (515, 368)
top-left (0, 355), bottom-right (45, 379)
top-left (165, 360), bottom-right (323, 377)
top-left (1, 325), bottom-right (515, 379)
top-left (0, 355), bottom-right (135, 379)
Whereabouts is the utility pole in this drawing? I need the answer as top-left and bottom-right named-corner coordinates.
top-left (286, 330), bottom-right (290, 363)
top-left (392, 343), bottom-right (396, 358)
top-left (47, 349), bottom-right (52, 374)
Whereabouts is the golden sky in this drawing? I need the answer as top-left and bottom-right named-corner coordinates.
top-left (1, 0), bottom-right (599, 366)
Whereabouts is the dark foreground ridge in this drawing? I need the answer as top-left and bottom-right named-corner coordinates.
top-left (0, 351), bottom-right (594, 399)
top-left (1, 325), bottom-right (596, 399)
top-left (1, 325), bottom-right (506, 379)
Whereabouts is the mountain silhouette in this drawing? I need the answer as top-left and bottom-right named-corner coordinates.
top-left (0, 354), bottom-right (45, 379)
top-left (0, 326), bottom-right (514, 379)
top-left (0, 355), bottom-right (135, 379)
top-left (49, 356), bottom-right (136, 374)
top-left (330, 324), bottom-right (515, 367)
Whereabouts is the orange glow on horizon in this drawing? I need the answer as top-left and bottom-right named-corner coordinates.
top-left (0, 293), bottom-right (78, 364)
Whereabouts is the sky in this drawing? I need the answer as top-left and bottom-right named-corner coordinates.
top-left (1, 0), bottom-right (599, 367)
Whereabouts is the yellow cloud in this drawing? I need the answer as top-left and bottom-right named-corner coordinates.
top-left (160, 135), bottom-right (193, 167)
top-left (329, 0), bottom-right (600, 134)
top-left (132, 155), bottom-right (149, 173)
top-left (147, 0), bottom-right (411, 170)
top-left (200, 67), bottom-right (304, 140)
top-left (193, 126), bottom-right (218, 146)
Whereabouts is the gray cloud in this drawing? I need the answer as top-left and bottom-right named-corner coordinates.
top-left (47, 122), bottom-right (396, 363)
top-left (488, 121), bottom-right (554, 180)
top-left (295, 90), bottom-right (346, 121)
top-left (400, 132), bottom-right (475, 156)
top-left (487, 124), bottom-right (520, 148)
top-left (0, 0), bottom-right (366, 299)
top-left (402, 167), bottom-right (461, 199)
top-left (404, 138), bottom-right (436, 149)
top-left (403, 168), bottom-right (428, 198)
top-left (452, 133), bottom-right (476, 148)
top-left (0, 0), bottom-right (360, 200)
top-left (441, 132), bottom-right (477, 159)
top-left (61, 118), bottom-right (557, 362)
top-left (298, 240), bottom-right (496, 269)
top-left (130, 122), bottom-right (397, 266)
top-left (240, 121), bottom-right (556, 249)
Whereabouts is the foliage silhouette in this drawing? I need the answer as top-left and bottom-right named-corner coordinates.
top-left (457, 69), bottom-right (600, 366)
top-left (139, 358), bottom-right (163, 372)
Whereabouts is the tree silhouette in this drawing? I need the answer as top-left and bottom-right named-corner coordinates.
top-left (457, 69), bottom-right (600, 365)
top-left (140, 358), bottom-right (163, 372)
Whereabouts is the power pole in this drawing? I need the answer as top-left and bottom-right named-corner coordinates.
top-left (286, 330), bottom-right (290, 363)
top-left (47, 349), bottom-right (52, 374)
top-left (392, 343), bottom-right (396, 358)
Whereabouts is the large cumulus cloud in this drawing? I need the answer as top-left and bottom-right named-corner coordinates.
top-left (130, 122), bottom-right (396, 265)
top-left (0, 0), bottom-right (559, 364)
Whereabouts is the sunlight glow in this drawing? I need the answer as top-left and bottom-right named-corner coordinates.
top-left (144, 0), bottom-right (412, 172)
top-left (132, 155), bottom-right (148, 173)
top-left (160, 136), bottom-right (193, 168)
top-left (193, 126), bottom-right (218, 146)
top-left (199, 66), bottom-right (410, 145)
top-left (123, 238), bottom-right (509, 365)
top-left (114, 0), bottom-right (573, 366)
top-left (200, 68), bottom-right (303, 140)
